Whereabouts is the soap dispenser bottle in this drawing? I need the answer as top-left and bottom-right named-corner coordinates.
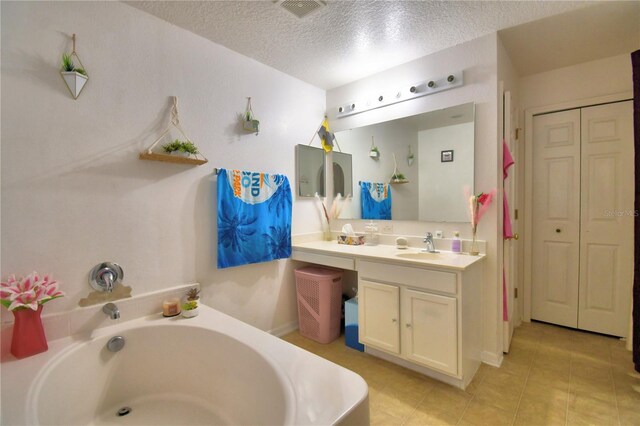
top-left (452, 231), bottom-right (462, 253)
top-left (365, 221), bottom-right (378, 246)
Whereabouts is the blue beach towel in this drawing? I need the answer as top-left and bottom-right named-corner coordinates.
top-left (217, 168), bottom-right (292, 269)
top-left (361, 182), bottom-right (391, 220)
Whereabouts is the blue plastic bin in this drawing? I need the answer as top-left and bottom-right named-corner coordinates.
top-left (345, 297), bottom-right (364, 351)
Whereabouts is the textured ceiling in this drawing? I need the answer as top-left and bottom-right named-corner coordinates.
top-left (127, 1), bottom-right (605, 89)
top-left (499, 1), bottom-right (640, 77)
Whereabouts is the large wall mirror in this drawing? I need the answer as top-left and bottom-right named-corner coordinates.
top-left (336, 102), bottom-right (475, 222)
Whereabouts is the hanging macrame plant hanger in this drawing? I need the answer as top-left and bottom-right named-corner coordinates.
top-left (139, 96), bottom-right (208, 166)
top-left (389, 153), bottom-right (409, 184)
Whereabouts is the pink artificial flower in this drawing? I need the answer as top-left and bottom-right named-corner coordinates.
top-left (1, 272), bottom-right (64, 311)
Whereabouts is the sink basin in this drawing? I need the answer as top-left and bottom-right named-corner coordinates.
top-left (395, 252), bottom-right (444, 261)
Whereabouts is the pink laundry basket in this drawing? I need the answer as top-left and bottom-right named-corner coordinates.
top-left (294, 266), bottom-right (343, 344)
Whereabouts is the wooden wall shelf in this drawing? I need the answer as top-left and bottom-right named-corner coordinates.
top-left (139, 152), bottom-right (208, 166)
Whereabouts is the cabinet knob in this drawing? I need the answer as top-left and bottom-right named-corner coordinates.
top-left (392, 318), bottom-right (397, 323)
top-left (406, 323), bottom-right (412, 328)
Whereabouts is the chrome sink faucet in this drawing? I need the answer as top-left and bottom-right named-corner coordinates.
top-left (103, 302), bottom-right (120, 320)
top-left (423, 232), bottom-right (439, 253)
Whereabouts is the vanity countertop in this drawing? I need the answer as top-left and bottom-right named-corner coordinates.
top-left (292, 240), bottom-right (485, 271)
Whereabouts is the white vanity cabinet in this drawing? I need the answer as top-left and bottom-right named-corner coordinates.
top-left (359, 280), bottom-right (400, 354)
top-left (401, 288), bottom-right (458, 375)
top-left (359, 281), bottom-right (458, 375)
top-left (290, 241), bottom-right (484, 389)
top-left (357, 260), bottom-right (481, 389)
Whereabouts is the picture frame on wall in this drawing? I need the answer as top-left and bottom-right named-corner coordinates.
top-left (441, 150), bottom-right (454, 162)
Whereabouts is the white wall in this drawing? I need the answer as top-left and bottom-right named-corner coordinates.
top-left (418, 122), bottom-right (474, 222)
top-left (327, 34), bottom-right (503, 363)
top-left (519, 53), bottom-right (632, 112)
top-left (0, 1), bottom-right (325, 332)
top-left (336, 120), bottom-right (419, 220)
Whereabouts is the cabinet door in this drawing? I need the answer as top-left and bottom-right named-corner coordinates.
top-left (358, 280), bottom-right (399, 354)
top-left (402, 288), bottom-right (457, 375)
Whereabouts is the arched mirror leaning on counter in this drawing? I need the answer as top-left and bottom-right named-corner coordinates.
top-left (296, 145), bottom-right (353, 199)
top-left (332, 102), bottom-right (475, 222)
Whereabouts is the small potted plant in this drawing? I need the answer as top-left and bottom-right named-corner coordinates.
top-left (390, 172), bottom-right (408, 183)
top-left (162, 140), bottom-right (200, 157)
top-left (60, 52), bottom-right (88, 99)
top-left (182, 287), bottom-right (200, 318)
top-left (369, 146), bottom-right (380, 159)
top-left (242, 97), bottom-right (260, 135)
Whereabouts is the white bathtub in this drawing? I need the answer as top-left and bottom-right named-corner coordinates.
top-left (1, 305), bottom-right (369, 425)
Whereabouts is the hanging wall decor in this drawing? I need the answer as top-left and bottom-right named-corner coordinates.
top-left (139, 96), bottom-right (208, 166)
top-left (389, 154), bottom-right (409, 184)
top-left (242, 97), bottom-right (260, 135)
top-left (407, 146), bottom-right (415, 166)
top-left (60, 34), bottom-right (88, 100)
top-left (369, 136), bottom-right (380, 159)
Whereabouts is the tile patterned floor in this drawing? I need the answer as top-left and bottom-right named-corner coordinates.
top-left (282, 321), bottom-right (640, 425)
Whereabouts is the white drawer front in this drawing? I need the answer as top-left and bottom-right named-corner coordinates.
top-left (358, 260), bottom-right (456, 295)
top-left (291, 250), bottom-right (356, 270)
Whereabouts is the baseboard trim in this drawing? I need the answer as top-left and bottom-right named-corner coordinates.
top-left (269, 321), bottom-right (298, 337)
top-left (481, 351), bottom-right (504, 367)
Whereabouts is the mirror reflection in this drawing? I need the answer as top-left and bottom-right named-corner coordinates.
top-left (335, 102), bottom-right (475, 222)
top-left (296, 145), bottom-right (325, 197)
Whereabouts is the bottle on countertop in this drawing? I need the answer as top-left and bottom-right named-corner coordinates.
top-left (451, 231), bottom-right (462, 253)
top-left (364, 220), bottom-right (378, 246)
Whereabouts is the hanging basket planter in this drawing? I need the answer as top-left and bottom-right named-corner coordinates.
top-left (242, 97), bottom-right (260, 135)
top-left (60, 34), bottom-right (88, 100)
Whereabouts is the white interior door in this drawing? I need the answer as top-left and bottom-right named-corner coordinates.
top-left (532, 109), bottom-right (581, 328)
top-left (503, 90), bottom-right (519, 352)
top-left (578, 101), bottom-right (634, 337)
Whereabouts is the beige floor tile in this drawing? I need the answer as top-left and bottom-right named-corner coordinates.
top-left (372, 392), bottom-right (418, 423)
top-left (418, 383), bottom-right (472, 416)
top-left (403, 405), bottom-right (461, 426)
top-left (521, 382), bottom-right (569, 410)
top-left (567, 409), bottom-right (619, 426)
top-left (567, 392), bottom-right (619, 423)
top-left (473, 380), bottom-right (523, 413)
top-left (481, 366), bottom-right (528, 389)
top-left (515, 397), bottom-right (567, 426)
top-left (370, 410), bottom-right (405, 426)
top-left (460, 399), bottom-right (516, 426)
top-left (618, 407), bottom-right (640, 426)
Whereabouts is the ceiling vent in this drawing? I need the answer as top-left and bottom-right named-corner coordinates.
top-left (276, 0), bottom-right (326, 19)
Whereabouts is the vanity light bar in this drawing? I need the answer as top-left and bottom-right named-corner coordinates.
top-left (335, 71), bottom-right (464, 118)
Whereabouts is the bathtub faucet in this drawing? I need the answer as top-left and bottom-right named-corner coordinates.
top-left (103, 303), bottom-right (120, 320)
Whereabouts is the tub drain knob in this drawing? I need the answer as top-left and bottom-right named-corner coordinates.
top-left (107, 336), bottom-right (125, 352)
